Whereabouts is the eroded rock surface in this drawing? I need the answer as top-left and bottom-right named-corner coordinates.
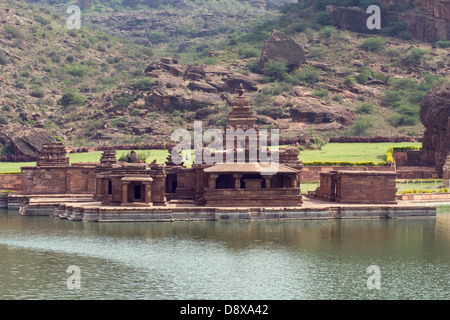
top-left (420, 85), bottom-right (450, 177)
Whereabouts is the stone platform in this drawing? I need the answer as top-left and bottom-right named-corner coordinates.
top-left (7, 194), bottom-right (443, 223)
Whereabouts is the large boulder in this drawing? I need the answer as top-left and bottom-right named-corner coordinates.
top-left (0, 124), bottom-right (56, 158)
top-left (420, 85), bottom-right (450, 177)
top-left (259, 29), bottom-right (306, 71)
top-left (289, 103), bottom-right (355, 127)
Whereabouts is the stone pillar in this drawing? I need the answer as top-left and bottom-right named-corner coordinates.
top-left (233, 174), bottom-right (243, 189)
top-left (263, 175), bottom-right (271, 189)
top-left (290, 174), bottom-right (298, 188)
top-left (151, 173), bottom-right (166, 206)
top-left (122, 182), bottom-right (129, 205)
top-left (143, 182), bottom-right (152, 205)
top-left (208, 174), bottom-right (218, 189)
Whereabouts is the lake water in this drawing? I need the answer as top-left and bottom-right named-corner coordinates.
top-left (1, 208), bottom-right (449, 300)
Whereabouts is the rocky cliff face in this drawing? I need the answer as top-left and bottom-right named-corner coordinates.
top-left (420, 85), bottom-right (450, 177)
top-left (0, 125), bottom-right (56, 158)
top-left (328, 0), bottom-right (450, 41)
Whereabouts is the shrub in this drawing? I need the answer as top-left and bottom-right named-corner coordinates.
top-left (344, 76), bottom-right (356, 87)
top-left (3, 26), bottom-right (24, 40)
top-left (313, 88), bottom-right (329, 98)
top-left (321, 26), bottom-right (337, 38)
top-left (67, 64), bottom-right (90, 77)
top-left (0, 51), bottom-right (7, 65)
top-left (435, 40), bottom-right (450, 48)
top-left (355, 101), bottom-right (377, 114)
top-left (401, 48), bottom-right (428, 67)
top-left (59, 92), bottom-right (87, 107)
top-left (361, 37), bottom-right (387, 52)
top-left (238, 47), bottom-right (260, 59)
top-left (313, 11), bottom-right (334, 26)
top-left (0, 115), bottom-right (8, 125)
top-left (133, 77), bottom-right (156, 91)
top-left (346, 116), bottom-right (374, 136)
top-left (287, 66), bottom-right (320, 85)
top-left (262, 61), bottom-right (289, 81)
top-left (30, 87), bottom-right (45, 98)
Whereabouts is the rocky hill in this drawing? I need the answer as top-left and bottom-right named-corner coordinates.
top-left (0, 0), bottom-right (449, 156)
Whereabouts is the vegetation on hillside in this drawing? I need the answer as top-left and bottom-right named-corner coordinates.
top-left (0, 0), bottom-right (448, 152)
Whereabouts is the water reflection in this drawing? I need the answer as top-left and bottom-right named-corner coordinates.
top-left (0, 209), bottom-right (449, 299)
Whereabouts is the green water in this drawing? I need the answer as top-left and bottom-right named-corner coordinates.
top-left (0, 208), bottom-right (449, 300)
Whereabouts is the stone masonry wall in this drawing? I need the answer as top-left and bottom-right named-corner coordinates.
top-left (0, 174), bottom-right (22, 191)
top-left (335, 171), bottom-right (397, 204)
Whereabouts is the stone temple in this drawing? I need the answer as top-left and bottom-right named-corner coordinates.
top-left (94, 85), bottom-right (304, 207)
top-left (16, 86), bottom-right (402, 209)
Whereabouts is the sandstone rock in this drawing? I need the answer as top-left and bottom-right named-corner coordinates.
top-left (328, 1), bottom-right (450, 42)
top-left (289, 103), bottom-right (355, 126)
top-left (221, 73), bottom-right (258, 93)
top-left (0, 124), bottom-right (56, 157)
top-left (259, 29), bottom-right (306, 71)
top-left (420, 85), bottom-right (450, 177)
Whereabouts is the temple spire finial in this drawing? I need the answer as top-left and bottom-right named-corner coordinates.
top-left (237, 83), bottom-right (245, 97)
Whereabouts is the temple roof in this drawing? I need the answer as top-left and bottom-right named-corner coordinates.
top-left (203, 162), bottom-right (299, 174)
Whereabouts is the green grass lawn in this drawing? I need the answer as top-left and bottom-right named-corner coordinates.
top-left (298, 142), bottom-right (422, 163)
top-left (0, 142), bottom-right (422, 172)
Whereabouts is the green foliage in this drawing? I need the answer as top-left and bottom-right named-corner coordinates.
top-left (238, 47), bottom-right (260, 59)
top-left (381, 21), bottom-right (412, 40)
top-left (0, 51), bottom-right (7, 65)
top-left (30, 87), bottom-right (45, 98)
top-left (344, 76), bottom-right (356, 87)
top-left (361, 37), bottom-right (387, 53)
top-left (59, 92), bottom-right (87, 107)
top-left (0, 115), bottom-right (8, 125)
top-left (262, 61), bottom-right (289, 81)
top-left (382, 74), bottom-right (444, 127)
top-left (67, 64), bottom-right (91, 77)
top-left (435, 40), bottom-right (450, 48)
top-left (355, 101), bottom-right (377, 114)
top-left (287, 66), bottom-right (320, 85)
top-left (3, 25), bottom-right (24, 40)
top-left (401, 48), bottom-right (428, 67)
top-left (313, 11), bottom-right (334, 26)
top-left (303, 161), bottom-right (387, 167)
top-left (346, 116), bottom-right (374, 136)
top-left (133, 77), bottom-right (156, 91)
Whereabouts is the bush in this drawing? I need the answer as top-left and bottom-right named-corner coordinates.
top-left (361, 37), bottom-right (387, 52)
top-left (0, 51), bottom-right (7, 65)
top-left (67, 64), bottom-right (90, 77)
top-left (30, 87), bottom-right (45, 98)
top-left (287, 66), bottom-right (320, 85)
top-left (344, 76), bottom-right (356, 87)
top-left (355, 101), bottom-right (377, 114)
top-left (0, 115), bottom-right (8, 125)
top-left (435, 41), bottom-right (450, 48)
top-left (238, 47), bottom-right (260, 59)
top-left (313, 11), bottom-right (335, 26)
top-left (133, 77), bottom-right (156, 91)
top-left (3, 26), bottom-right (24, 40)
top-left (401, 48), bottom-right (428, 67)
top-left (263, 61), bottom-right (289, 81)
top-left (59, 92), bottom-right (87, 107)
top-left (346, 116), bottom-right (374, 136)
